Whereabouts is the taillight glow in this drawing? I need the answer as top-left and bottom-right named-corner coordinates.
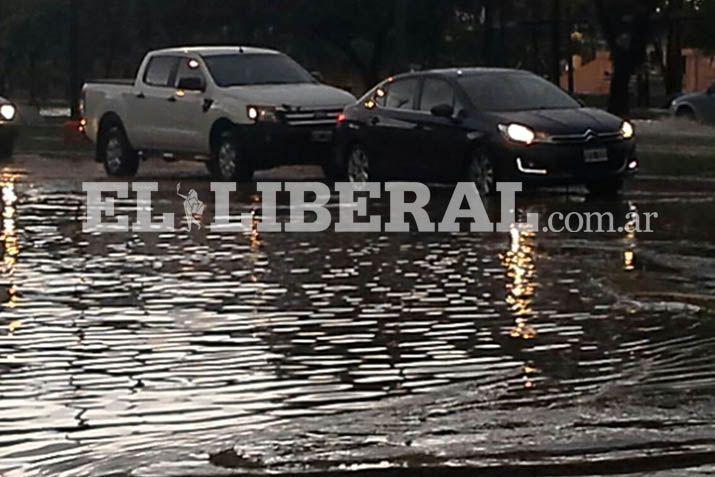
top-left (337, 113), bottom-right (347, 124)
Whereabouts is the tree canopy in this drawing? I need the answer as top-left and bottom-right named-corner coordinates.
top-left (0, 0), bottom-right (713, 114)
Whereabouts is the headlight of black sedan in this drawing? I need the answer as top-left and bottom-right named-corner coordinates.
top-left (620, 120), bottom-right (634, 139)
top-left (0, 104), bottom-right (17, 121)
top-left (0, 104), bottom-right (16, 121)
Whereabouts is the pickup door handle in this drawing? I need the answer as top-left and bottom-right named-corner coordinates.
top-left (135, 92), bottom-right (145, 99)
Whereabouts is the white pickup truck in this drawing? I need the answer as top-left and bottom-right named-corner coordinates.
top-left (81, 46), bottom-right (356, 179)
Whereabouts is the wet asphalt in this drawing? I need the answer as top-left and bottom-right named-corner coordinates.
top-left (0, 152), bottom-right (714, 476)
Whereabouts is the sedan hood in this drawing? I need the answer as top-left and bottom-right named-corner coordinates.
top-left (223, 83), bottom-right (356, 109)
top-left (490, 107), bottom-right (623, 135)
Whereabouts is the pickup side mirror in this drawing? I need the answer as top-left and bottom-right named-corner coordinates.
top-left (177, 76), bottom-right (205, 92)
top-left (430, 103), bottom-right (454, 119)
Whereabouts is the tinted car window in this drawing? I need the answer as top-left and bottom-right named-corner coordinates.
top-left (420, 78), bottom-right (454, 112)
top-left (385, 78), bottom-right (418, 110)
top-left (458, 73), bottom-right (580, 111)
top-left (144, 56), bottom-right (178, 87)
top-left (203, 54), bottom-right (315, 87)
top-left (175, 57), bottom-right (205, 86)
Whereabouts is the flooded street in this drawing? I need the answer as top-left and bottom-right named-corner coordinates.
top-left (1, 154), bottom-right (714, 476)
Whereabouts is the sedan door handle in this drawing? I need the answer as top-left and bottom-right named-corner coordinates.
top-left (167, 96), bottom-right (177, 103)
top-left (135, 92), bottom-right (145, 99)
top-left (370, 117), bottom-right (380, 126)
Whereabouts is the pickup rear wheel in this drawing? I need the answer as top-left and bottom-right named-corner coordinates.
top-left (211, 132), bottom-right (253, 181)
top-left (99, 126), bottom-right (139, 177)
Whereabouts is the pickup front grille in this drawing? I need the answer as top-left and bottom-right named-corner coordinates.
top-left (281, 108), bottom-right (343, 127)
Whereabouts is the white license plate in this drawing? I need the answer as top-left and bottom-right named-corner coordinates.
top-left (584, 147), bottom-right (609, 163)
top-left (311, 130), bottom-right (333, 143)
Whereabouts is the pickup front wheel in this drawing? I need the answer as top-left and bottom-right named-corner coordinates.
top-left (99, 126), bottom-right (139, 177)
top-left (211, 132), bottom-right (253, 181)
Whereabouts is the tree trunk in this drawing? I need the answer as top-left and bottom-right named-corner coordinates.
top-left (609, 52), bottom-right (632, 116)
top-left (551, 0), bottom-right (561, 85)
top-left (481, 0), bottom-right (494, 65)
top-left (29, 54), bottom-right (37, 103)
top-left (664, 0), bottom-right (684, 95)
top-left (636, 67), bottom-right (650, 107)
top-left (392, 0), bottom-right (408, 73)
top-left (594, 0), bottom-right (654, 117)
top-left (69, 0), bottom-right (81, 119)
top-left (0, 0), bottom-right (4, 96)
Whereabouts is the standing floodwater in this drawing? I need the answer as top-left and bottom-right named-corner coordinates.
top-left (0, 157), bottom-right (714, 476)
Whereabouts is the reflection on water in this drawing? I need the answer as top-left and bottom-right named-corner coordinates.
top-left (503, 224), bottom-right (537, 340)
top-left (0, 177), bottom-right (714, 476)
top-left (1, 171), bottom-right (19, 309)
top-left (624, 202), bottom-right (638, 272)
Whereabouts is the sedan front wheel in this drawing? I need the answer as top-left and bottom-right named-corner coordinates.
top-left (347, 144), bottom-right (370, 185)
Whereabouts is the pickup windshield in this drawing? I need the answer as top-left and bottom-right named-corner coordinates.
top-left (458, 73), bottom-right (580, 112)
top-left (202, 53), bottom-right (315, 87)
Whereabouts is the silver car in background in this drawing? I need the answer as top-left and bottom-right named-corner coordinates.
top-left (670, 83), bottom-right (715, 123)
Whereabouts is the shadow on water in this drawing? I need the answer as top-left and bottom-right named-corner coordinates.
top-left (0, 165), bottom-right (714, 476)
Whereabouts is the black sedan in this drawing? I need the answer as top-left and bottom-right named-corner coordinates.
top-left (333, 68), bottom-right (637, 195)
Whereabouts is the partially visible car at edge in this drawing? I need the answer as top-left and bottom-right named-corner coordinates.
top-left (670, 83), bottom-right (715, 123)
top-left (82, 46), bottom-right (356, 179)
top-left (0, 97), bottom-right (18, 158)
top-left (334, 68), bottom-right (637, 195)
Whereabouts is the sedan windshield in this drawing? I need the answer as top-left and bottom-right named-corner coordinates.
top-left (458, 73), bottom-right (580, 112)
top-left (202, 53), bottom-right (316, 87)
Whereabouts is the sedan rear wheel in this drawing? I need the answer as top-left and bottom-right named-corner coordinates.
top-left (467, 151), bottom-right (496, 197)
top-left (347, 145), bottom-right (370, 185)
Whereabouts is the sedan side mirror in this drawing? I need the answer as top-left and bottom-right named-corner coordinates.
top-left (177, 76), bottom-right (205, 92)
top-left (430, 103), bottom-right (454, 118)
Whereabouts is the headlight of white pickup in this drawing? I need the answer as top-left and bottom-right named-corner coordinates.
top-left (0, 104), bottom-right (16, 121)
top-left (247, 106), bottom-right (279, 123)
top-left (499, 123), bottom-right (535, 145)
